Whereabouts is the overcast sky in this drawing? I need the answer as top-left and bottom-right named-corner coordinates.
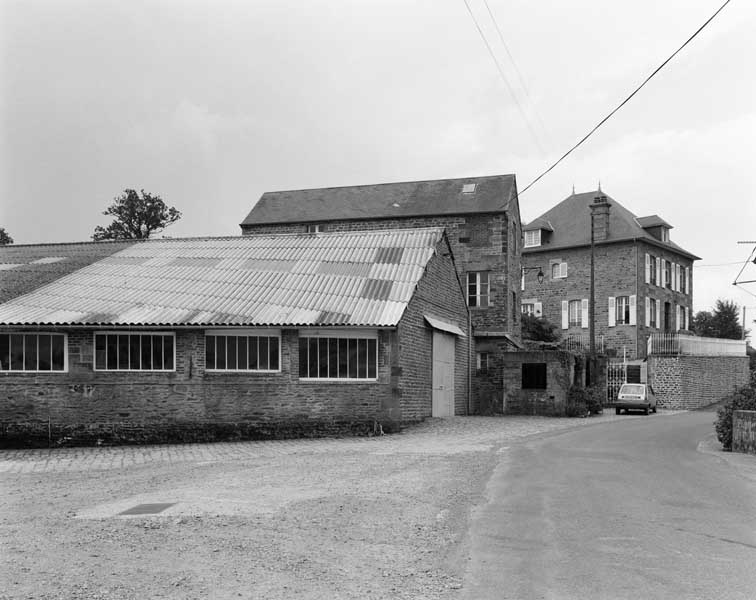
top-left (1, 0), bottom-right (755, 319)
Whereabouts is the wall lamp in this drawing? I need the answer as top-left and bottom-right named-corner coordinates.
top-left (523, 266), bottom-right (545, 284)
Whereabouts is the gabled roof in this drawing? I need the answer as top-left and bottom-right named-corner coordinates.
top-left (0, 229), bottom-right (448, 328)
top-left (240, 174), bottom-right (517, 226)
top-left (636, 215), bottom-right (672, 229)
top-left (0, 240), bottom-right (138, 303)
top-left (523, 191), bottom-right (700, 260)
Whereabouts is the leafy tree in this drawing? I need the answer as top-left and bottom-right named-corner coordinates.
top-left (92, 189), bottom-right (181, 241)
top-left (692, 299), bottom-right (748, 340)
top-left (521, 313), bottom-right (560, 342)
top-left (0, 227), bottom-right (13, 245)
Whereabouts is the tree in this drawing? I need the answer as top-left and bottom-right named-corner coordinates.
top-left (92, 189), bottom-right (181, 241)
top-left (521, 313), bottom-right (560, 342)
top-left (692, 299), bottom-right (748, 340)
top-left (0, 227), bottom-right (13, 245)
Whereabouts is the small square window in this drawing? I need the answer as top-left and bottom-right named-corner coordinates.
top-left (306, 224), bottom-right (324, 233)
top-left (524, 230), bottom-right (541, 248)
top-left (476, 352), bottom-right (490, 373)
top-left (462, 183), bottom-right (476, 194)
top-left (522, 363), bottom-right (547, 389)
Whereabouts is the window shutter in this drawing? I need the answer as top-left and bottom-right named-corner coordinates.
top-left (629, 295), bottom-right (637, 326)
top-left (645, 297), bottom-right (651, 327)
top-left (560, 263), bottom-right (568, 278)
top-left (561, 301), bottom-right (569, 329)
top-left (645, 254), bottom-right (650, 284)
top-left (687, 268), bottom-right (691, 296)
top-left (581, 299), bottom-right (589, 328)
top-left (608, 297), bottom-right (616, 327)
top-left (534, 302), bottom-right (543, 317)
top-left (660, 259), bottom-right (666, 287)
top-left (675, 305), bottom-right (680, 330)
top-left (656, 258), bottom-right (662, 288)
top-left (674, 264), bottom-right (679, 291)
top-left (656, 300), bottom-right (661, 331)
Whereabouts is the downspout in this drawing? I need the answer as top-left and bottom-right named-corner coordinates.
top-left (468, 306), bottom-right (472, 415)
top-left (635, 241), bottom-right (640, 358)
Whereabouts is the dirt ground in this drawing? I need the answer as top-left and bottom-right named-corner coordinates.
top-left (0, 414), bottom-right (652, 599)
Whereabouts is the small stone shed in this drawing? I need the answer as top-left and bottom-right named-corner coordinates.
top-left (0, 228), bottom-right (470, 446)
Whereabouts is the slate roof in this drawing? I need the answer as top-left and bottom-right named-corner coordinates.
top-left (0, 229), bottom-right (447, 327)
top-left (523, 191), bottom-right (700, 260)
top-left (240, 174), bottom-right (517, 226)
top-left (0, 240), bottom-right (137, 303)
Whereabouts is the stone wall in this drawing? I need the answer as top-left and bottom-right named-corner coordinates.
top-left (500, 351), bottom-right (575, 415)
top-left (648, 355), bottom-right (750, 409)
top-left (733, 410), bottom-right (756, 455)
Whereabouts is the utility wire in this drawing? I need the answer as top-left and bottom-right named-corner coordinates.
top-left (462, 0), bottom-right (546, 155)
top-left (483, 0), bottom-right (550, 145)
top-left (696, 260), bottom-right (747, 268)
top-left (519, 0), bottom-right (734, 196)
top-left (733, 245), bottom-right (756, 284)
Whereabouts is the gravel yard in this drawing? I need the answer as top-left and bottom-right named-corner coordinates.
top-left (0, 413), bottom-right (666, 599)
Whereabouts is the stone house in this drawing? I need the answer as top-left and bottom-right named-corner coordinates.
top-left (0, 228), bottom-right (470, 446)
top-left (240, 174), bottom-right (523, 409)
top-left (522, 190), bottom-right (700, 359)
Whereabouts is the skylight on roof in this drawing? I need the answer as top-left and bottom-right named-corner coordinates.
top-left (462, 183), bottom-right (476, 194)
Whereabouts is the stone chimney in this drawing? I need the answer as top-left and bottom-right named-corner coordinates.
top-left (590, 194), bottom-right (611, 242)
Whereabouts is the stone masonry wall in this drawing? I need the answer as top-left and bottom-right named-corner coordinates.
top-left (0, 328), bottom-right (396, 446)
top-left (648, 355), bottom-right (750, 409)
top-left (397, 242), bottom-right (471, 420)
top-left (500, 351), bottom-right (574, 416)
top-left (733, 411), bottom-right (756, 455)
top-left (523, 240), bottom-right (694, 359)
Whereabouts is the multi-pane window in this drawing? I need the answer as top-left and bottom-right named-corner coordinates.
top-left (522, 363), bottom-right (547, 389)
top-left (94, 333), bottom-right (174, 371)
top-left (522, 303), bottom-right (535, 316)
top-left (205, 332), bottom-right (280, 371)
top-left (664, 262), bottom-right (672, 289)
top-left (551, 262), bottom-right (567, 279)
top-left (467, 272), bottom-right (490, 307)
top-left (568, 300), bottom-right (581, 327)
top-left (299, 334), bottom-right (378, 380)
top-left (679, 266), bottom-right (687, 294)
top-left (476, 352), bottom-right (490, 374)
top-left (650, 298), bottom-right (658, 328)
top-left (615, 296), bottom-right (631, 325)
top-left (524, 230), bottom-right (541, 248)
top-left (679, 306), bottom-right (687, 331)
top-left (649, 256), bottom-right (657, 285)
top-left (305, 224), bottom-right (324, 233)
top-left (0, 333), bottom-right (66, 372)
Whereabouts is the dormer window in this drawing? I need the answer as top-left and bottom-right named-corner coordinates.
top-left (524, 230), bottom-right (541, 248)
top-left (306, 224), bottom-right (324, 233)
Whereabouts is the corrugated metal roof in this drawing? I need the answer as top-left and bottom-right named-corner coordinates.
top-left (0, 229), bottom-right (445, 328)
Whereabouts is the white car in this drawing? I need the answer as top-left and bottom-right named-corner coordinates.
top-left (615, 383), bottom-right (657, 415)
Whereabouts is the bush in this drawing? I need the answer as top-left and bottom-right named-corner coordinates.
top-left (565, 386), bottom-right (589, 417)
top-left (715, 384), bottom-right (756, 450)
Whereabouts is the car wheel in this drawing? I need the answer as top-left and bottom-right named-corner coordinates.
top-left (616, 407), bottom-right (620, 415)
top-left (644, 406), bottom-right (649, 415)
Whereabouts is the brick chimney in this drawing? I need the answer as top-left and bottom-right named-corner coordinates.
top-left (590, 195), bottom-right (611, 242)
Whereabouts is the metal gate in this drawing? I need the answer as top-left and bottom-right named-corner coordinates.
top-left (606, 362), bottom-right (647, 404)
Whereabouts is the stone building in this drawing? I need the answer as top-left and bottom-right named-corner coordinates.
top-left (522, 190), bottom-right (700, 359)
top-left (0, 229), bottom-right (470, 446)
top-left (240, 174), bottom-right (523, 409)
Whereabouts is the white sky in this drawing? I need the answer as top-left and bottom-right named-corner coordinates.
top-left (1, 0), bottom-right (755, 320)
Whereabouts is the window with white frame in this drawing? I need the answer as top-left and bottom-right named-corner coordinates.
top-left (299, 332), bottom-right (378, 380)
top-left (94, 332), bottom-right (174, 371)
top-left (568, 300), bottom-right (581, 327)
top-left (522, 303), bottom-right (535, 316)
top-left (305, 224), bottom-right (324, 233)
top-left (467, 271), bottom-right (490, 307)
top-left (615, 296), bottom-right (631, 325)
top-left (551, 262), bottom-right (567, 279)
top-left (0, 333), bottom-right (66, 372)
top-left (650, 298), bottom-right (658, 328)
top-left (205, 331), bottom-right (280, 371)
top-left (524, 230), bottom-right (541, 248)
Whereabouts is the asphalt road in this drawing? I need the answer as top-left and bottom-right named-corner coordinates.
top-left (461, 411), bottom-right (756, 600)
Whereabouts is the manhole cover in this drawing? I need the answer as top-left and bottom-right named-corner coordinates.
top-left (118, 503), bottom-right (176, 516)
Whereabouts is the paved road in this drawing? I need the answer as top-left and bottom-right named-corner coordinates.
top-left (462, 411), bottom-right (756, 600)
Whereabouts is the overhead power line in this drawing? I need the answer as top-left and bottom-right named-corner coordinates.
top-left (482, 0), bottom-right (550, 145)
top-left (519, 0), bottom-right (734, 196)
top-left (462, 0), bottom-right (546, 155)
